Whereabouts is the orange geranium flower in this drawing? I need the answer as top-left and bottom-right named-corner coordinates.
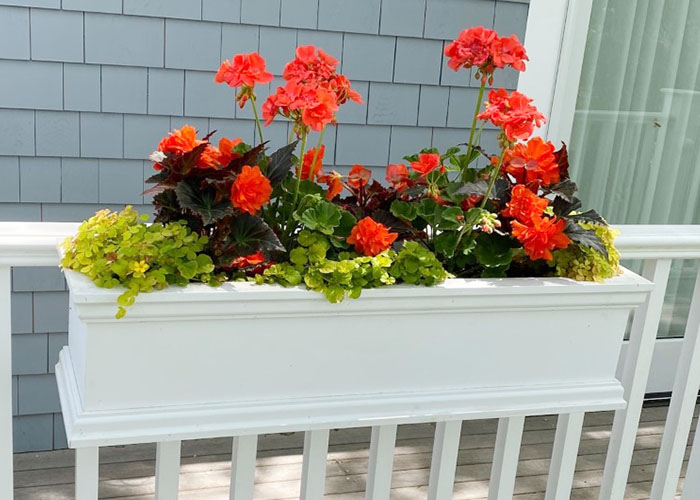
top-left (157, 125), bottom-right (202, 155)
top-left (511, 215), bottom-right (571, 261)
top-left (217, 137), bottom-right (243, 166)
top-left (230, 251), bottom-right (266, 269)
top-left (503, 137), bottom-right (559, 186)
top-left (461, 194), bottom-right (483, 211)
top-left (347, 217), bottom-right (398, 256)
top-left (319, 171), bottom-right (343, 200)
top-left (444, 26), bottom-right (497, 72)
top-left (502, 184), bottom-right (549, 223)
top-left (348, 165), bottom-right (371, 189)
top-left (215, 52), bottom-right (274, 88)
top-left (230, 165), bottom-right (272, 215)
top-left (410, 153), bottom-right (443, 176)
top-left (298, 145), bottom-right (325, 180)
top-left (386, 163), bottom-right (410, 192)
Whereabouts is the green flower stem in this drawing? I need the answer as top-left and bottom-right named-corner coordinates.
top-left (461, 79), bottom-right (487, 182)
top-left (283, 131), bottom-right (308, 242)
top-left (307, 128), bottom-right (326, 181)
top-left (479, 146), bottom-right (507, 209)
top-left (250, 94), bottom-right (265, 146)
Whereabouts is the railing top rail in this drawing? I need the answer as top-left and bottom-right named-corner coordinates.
top-left (0, 222), bottom-right (699, 266)
top-left (0, 222), bottom-right (79, 266)
top-left (614, 225), bottom-right (700, 260)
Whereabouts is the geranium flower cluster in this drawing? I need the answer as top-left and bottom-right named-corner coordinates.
top-left (444, 26), bottom-right (528, 84)
top-left (262, 46), bottom-right (362, 134)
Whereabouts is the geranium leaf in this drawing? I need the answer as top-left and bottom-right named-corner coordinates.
top-left (266, 141), bottom-right (299, 186)
top-left (565, 221), bottom-right (608, 258)
top-left (434, 231), bottom-right (459, 258)
top-left (390, 200), bottom-right (418, 221)
top-left (228, 214), bottom-right (285, 257)
top-left (175, 180), bottom-right (232, 225)
top-left (474, 233), bottom-right (514, 268)
top-left (295, 200), bottom-right (342, 235)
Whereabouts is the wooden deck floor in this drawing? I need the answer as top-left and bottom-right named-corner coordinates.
top-left (12, 404), bottom-right (696, 500)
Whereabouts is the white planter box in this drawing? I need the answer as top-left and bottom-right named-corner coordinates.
top-left (56, 268), bottom-right (652, 447)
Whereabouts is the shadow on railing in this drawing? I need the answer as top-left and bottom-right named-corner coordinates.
top-left (1, 222), bottom-right (700, 500)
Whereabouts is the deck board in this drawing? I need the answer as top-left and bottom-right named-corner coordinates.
top-left (13, 404), bottom-right (697, 500)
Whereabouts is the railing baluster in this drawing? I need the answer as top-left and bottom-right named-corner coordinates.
top-left (75, 446), bottom-right (99, 500)
top-left (300, 429), bottom-right (330, 500)
top-left (365, 424), bottom-right (398, 500)
top-left (650, 268), bottom-right (700, 500)
top-left (544, 412), bottom-right (585, 500)
top-left (681, 421), bottom-right (700, 499)
top-left (155, 440), bottom-right (182, 499)
top-left (230, 435), bottom-right (258, 500)
top-left (488, 416), bottom-right (525, 500)
top-left (599, 258), bottom-right (673, 500)
top-left (427, 420), bottom-right (462, 500)
top-left (0, 267), bottom-right (12, 500)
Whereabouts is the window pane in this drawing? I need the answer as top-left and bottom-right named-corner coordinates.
top-left (570, 0), bottom-right (700, 338)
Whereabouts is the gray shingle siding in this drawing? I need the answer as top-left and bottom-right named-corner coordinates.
top-left (0, 0), bottom-right (529, 451)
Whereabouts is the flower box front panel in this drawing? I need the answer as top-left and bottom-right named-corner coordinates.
top-left (64, 268), bottom-right (652, 416)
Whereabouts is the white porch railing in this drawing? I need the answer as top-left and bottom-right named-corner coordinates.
top-left (1, 222), bottom-right (700, 500)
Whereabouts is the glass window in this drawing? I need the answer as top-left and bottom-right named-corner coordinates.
top-left (570, 0), bottom-right (700, 338)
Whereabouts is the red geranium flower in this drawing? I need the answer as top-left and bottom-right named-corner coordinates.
top-left (298, 145), bottom-right (325, 180)
top-left (491, 34), bottom-right (528, 72)
top-left (461, 194), bottom-right (483, 211)
top-left (503, 137), bottom-right (559, 186)
top-left (386, 164), bottom-right (410, 192)
top-left (501, 184), bottom-right (549, 223)
top-left (511, 215), bottom-right (571, 261)
top-left (347, 217), bottom-right (398, 256)
top-left (410, 153), bottom-right (443, 176)
top-left (348, 165), bottom-right (372, 189)
top-left (478, 89), bottom-right (545, 142)
top-left (230, 165), bottom-right (272, 215)
top-left (215, 52), bottom-right (273, 88)
top-left (301, 87), bottom-right (339, 131)
top-left (444, 26), bottom-right (497, 72)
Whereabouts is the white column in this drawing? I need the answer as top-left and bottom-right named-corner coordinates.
top-left (300, 429), bottom-right (330, 500)
top-left (365, 425), bottom-right (398, 500)
top-left (681, 423), bottom-right (700, 499)
top-left (155, 440), bottom-right (181, 500)
top-left (544, 412), bottom-right (585, 500)
top-left (599, 258), bottom-right (672, 500)
top-left (650, 268), bottom-right (700, 500)
top-left (75, 446), bottom-right (99, 500)
top-left (230, 435), bottom-right (258, 500)
top-left (427, 420), bottom-right (462, 500)
top-left (0, 267), bottom-right (13, 500)
top-left (488, 416), bottom-right (525, 500)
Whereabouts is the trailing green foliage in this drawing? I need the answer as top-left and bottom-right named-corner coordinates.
top-left (256, 231), bottom-right (448, 302)
top-left (552, 223), bottom-right (621, 282)
top-left (60, 207), bottom-right (222, 318)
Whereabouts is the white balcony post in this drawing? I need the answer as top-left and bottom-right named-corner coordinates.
top-left (300, 429), bottom-right (330, 500)
top-left (599, 258), bottom-right (672, 500)
top-left (0, 266), bottom-right (12, 500)
top-left (155, 440), bottom-right (182, 500)
top-left (230, 435), bottom-right (258, 500)
top-left (650, 267), bottom-right (700, 500)
top-left (75, 447), bottom-right (99, 500)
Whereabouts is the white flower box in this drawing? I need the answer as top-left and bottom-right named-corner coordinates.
top-left (56, 268), bottom-right (652, 447)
